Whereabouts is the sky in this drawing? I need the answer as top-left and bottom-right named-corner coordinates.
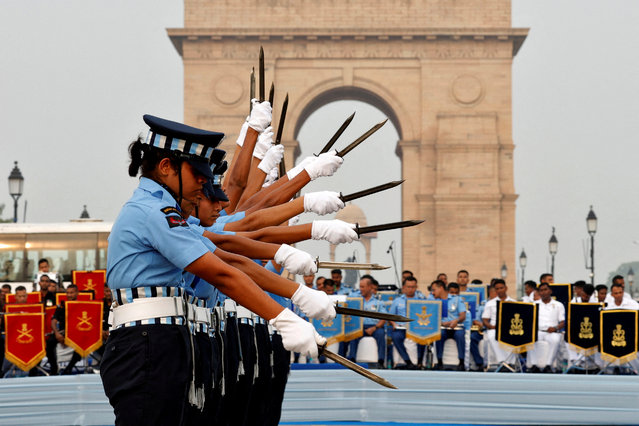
top-left (1, 0), bottom-right (639, 289)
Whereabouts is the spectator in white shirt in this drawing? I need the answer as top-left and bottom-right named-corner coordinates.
top-left (595, 284), bottom-right (608, 303)
top-left (604, 276), bottom-right (632, 306)
top-left (527, 283), bottom-right (565, 373)
top-left (521, 281), bottom-right (537, 303)
top-left (604, 282), bottom-right (639, 310)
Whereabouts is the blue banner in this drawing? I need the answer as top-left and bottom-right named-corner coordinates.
top-left (467, 285), bottom-right (487, 303)
top-left (460, 292), bottom-right (480, 321)
top-left (312, 302), bottom-right (345, 345)
top-left (343, 297), bottom-right (364, 341)
top-left (406, 300), bottom-right (441, 345)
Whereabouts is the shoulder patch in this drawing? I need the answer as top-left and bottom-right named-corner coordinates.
top-left (166, 215), bottom-right (188, 228)
top-left (161, 206), bottom-right (182, 216)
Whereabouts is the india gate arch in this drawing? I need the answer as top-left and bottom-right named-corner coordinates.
top-left (168, 0), bottom-right (528, 291)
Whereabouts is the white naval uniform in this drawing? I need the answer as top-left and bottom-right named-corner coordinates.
top-left (527, 299), bottom-right (565, 368)
top-left (604, 298), bottom-right (639, 311)
top-left (604, 292), bottom-right (633, 307)
top-left (482, 296), bottom-right (516, 364)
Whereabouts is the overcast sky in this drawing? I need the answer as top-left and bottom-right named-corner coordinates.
top-left (2, 0), bottom-right (638, 288)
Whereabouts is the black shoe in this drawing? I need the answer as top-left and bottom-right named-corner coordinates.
top-left (406, 362), bottom-right (419, 370)
top-left (529, 366), bottom-right (541, 373)
top-left (417, 363), bottom-right (425, 370)
top-left (457, 362), bottom-right (466, 371)
top-left (542, 366), bottom-right (553, 374)
top-left (435, 362), bottom-right (443, 370)
top-left (473, 364), bottom-right (484, 372)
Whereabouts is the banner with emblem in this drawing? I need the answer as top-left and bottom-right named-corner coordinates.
top-left (5, 303), bottom-right (44, 314)
top-left (549, 283), bottom-right (571, 313)
top-left (467, 285), bottom-right (487, 304)
top-left (460, 292), bottom-right (480, 322)
top-left (497, 301), bottom-right (537, 353)
top-left (5, 292), bottom-right (41, 304)
top-left (56, 292), bottom-right (93, 305)
top-left (406, 300), bottom-right (441, 345)
top-left (64, 301), bottom-right (104, 357)
top-left (44, 306), bottom-right (57, 335)
top-left (343, 297), bottom-right (364, 341)
top-left (72, 269), bottom-right (106, 301)
top-left (4, 313), bottom-right (46, 371)
top-left (312, 301), bottom-right (345, 346)
top-left (600, 309), bottom-right (638, 364)
top-left (567, 303), bottom-right (602, 355)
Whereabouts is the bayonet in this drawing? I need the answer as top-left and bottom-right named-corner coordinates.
top-left (335, 306), bottom-right (413, 323)
top-left (268, 82), bottom-right (274, 106)
top-left (339, 180), bottom-right (404, 203)
top-left (356, 220), bottom-right (424, 236)
top-left (275, 93), bottom-right (289, 176)
top-left (316, 259), bottom-right (389, 270)
top-left (319, 345), bottom-right (397, 389)
top-left (259, 46), bottom-right (265, 101)
top-left (249, 68), bottom-right (255, 112)
top-left (335, 119), bottom-right (388, 157)
top-left (316, 112), bottom-right (356, 155)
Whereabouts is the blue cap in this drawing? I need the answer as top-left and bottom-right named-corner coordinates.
top-left (143, 114), bottom-right (224, 179)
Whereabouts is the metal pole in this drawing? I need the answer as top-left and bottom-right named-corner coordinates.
top-left (551, 254), bottom-right (555, 276)
top-left (12, 195), bottom-right (18, 223)
top-left (590, 234), bottom-right (595, 285)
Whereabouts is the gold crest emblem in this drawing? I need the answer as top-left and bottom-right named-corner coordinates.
top-left (17, 323), bottom-right (34, 344)
top-left (84, 278), bottom-right (95, 291)
top-left (77, 311), bottom-right (93, 331)
top-left (416, 306), bottom-right (432, 327)
top-left (611, 324), bottom-right (626, 347)
top-left (509, 313), bottom-right (524, 336)
top-left (321, 317), bottom-right (334, 327)
top-left (579, 317), bottom-right (594, 339)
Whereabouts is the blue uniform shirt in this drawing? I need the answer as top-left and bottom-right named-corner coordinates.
top-left (264, 261), bottom-right (292, 310)
top-left (362, 295), bottom-right (388, 327)
top-left (215, 211), bottom-right (245, 224)
top-left (107, 178), bottom-right (209, 290)
top-left (438, 295), bottom-right (466, 326)
top-left (389, 293), bottom-right (426, 327)
top-left (183, 225), bottom-right (219, 307)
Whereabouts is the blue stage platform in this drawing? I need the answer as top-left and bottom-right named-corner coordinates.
top-left (0, 370), bottom-right (637, 425)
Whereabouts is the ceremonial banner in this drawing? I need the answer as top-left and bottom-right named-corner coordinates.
top-left (460, 292), bottom-right (480, 321)
top-left (4, 313), bottom-right (46, 371)
top-left (4, 292), bottom-right (41, 304)
top-left (406, 300), bottom-right (441, 345)
top-left (567, 303), bottom-right (602, 355)
top-left (343, 297), bottom-right (364, 341)
top-left (549, 283), bottom-right (571, 313)
top-left (56, 292), bottom-right (93, 305)
top-left (44, 306), bottom-right (57, 335)
top-left (600, 309), bottom-right (638, 364)
top-left (467, 285), bottom-right (487, 303)
top-left (72, 269), bottom-right (106, 301)
top-left (65, 301), bottom-right (104, 357)
top-left (79, 291), bottom-right (95, 300)
top-left (497, 301), bottom-right (537, 353)
top-left (5, 303), bottom-right (43, 314)
top-left (312, 302), bottom-right (345, 345)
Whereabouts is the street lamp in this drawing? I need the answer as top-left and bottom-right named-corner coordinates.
top-left (519, 249), bottom-right (527, 298)
top-left (586, 206), bottom-right (597, 285)
top-left (501, 263), bottom-right (508, 280)
top-left (628, 267), bottom-right (635, 296)
top-left (8, 161), bottom-right (24, 223)
top-left (549, 227), bottom-right (558, 276)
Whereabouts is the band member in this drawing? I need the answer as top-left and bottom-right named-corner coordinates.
top-left (526, 282), bottom-right (565, 373)
top-left (431, 280), bottom-right (466, 370)
top-left (389, 276), bottom-right (424, 369)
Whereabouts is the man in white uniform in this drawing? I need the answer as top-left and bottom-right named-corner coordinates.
top-left (481, 279), bottom-right (516, 367)
top-left (605, 282), bottom-right (639, 311)
top-left (604, 276), bottom-right (633, 307)
top-left (527, 282), bottom-right (565, 373)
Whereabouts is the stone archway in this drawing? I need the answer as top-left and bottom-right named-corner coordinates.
top-left (168, 0), bottom-right (527, 290)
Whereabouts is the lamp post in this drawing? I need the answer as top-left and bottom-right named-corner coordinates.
top-left (8, 161), bottom-right (24, 223)
top-left (519, 249), bottom-right (527, 299)
top-left (586, 206), bottom-right (597, 285)
top-left (628, 267), bottom-right (635, 297)
top-left (549, 227), bottom-right (558, 276)
top-left (501, 263), bottom-right (508, 280)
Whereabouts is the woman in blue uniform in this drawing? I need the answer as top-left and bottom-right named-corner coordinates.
top-left (101, 114), bottom-right (325, 426)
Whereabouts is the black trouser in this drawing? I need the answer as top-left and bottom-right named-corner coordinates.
top-left (244, 323), bottom-right (272, 426)
top-left (216, 316), bottom-right (240, 426)
top-left (263, 333), bottom-right (290, 426)
top-left (100, 325), bottom-right (192, 426)
top-left (227, 322), bottom-right (256, 426)
top-left (184, 331), bottom-right (215, 426)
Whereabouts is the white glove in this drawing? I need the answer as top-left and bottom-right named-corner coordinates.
top-left (303, 191), bottom-right (344, 215)
top-left (311, 220), bottom-right (359, 244)
top-left (235, 118), bottom-right (250, 147)
top-left (253, 126), bottom-right (274, 159)
top-left (262, 167), bottom-right (279, 188)
top-left (291, 283), bottom-right (336, 320)
top-left (286, 156), bottom-right (316, 180)
top-left (288, 215), bottom-right (300, 226)
top-left (247, 99), bottom-right (272, 132)
top-left (269, 308), bottom-right (325, 358)
top-left (274, 244), bottom-right (318, 275)
top-left (304, 150), bottom-right (343, 180)
top-left (258, 144), bottom-right (284, 173)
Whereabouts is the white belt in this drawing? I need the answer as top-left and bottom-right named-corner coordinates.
top-left (224, 299), bottom-right (237, 313)
top-left (194, 306), bottom-right (211, 326)
top-left (111, 297), bottom-right (192, 329)
top-left (237, 305), bottom-right (253, 319)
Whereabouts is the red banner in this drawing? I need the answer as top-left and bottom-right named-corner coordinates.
top-left (45, 306), bottom-right (57, 335)
top-left (72, 270), bottom-right (106, 301)
top-left (56, 292), bottom-right (93, 305)
top-left (4, 313), bottom-right (46, 371)
top-left (5, 303), bottom-right (44, 314)
top-left (65, 301), bottom-right (103, 357)
top-left (5, 292), bottom-right (41, 304)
